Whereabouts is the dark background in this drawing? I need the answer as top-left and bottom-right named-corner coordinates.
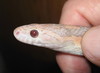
top-left (0, 0), bottom-right (65, 73)
top-left (0, 0), bottom-right (100, 73)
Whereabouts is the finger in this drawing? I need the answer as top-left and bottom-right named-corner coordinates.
top-left (60, 0), bottom-right (100, 26)
top-left (56, 53), bottom-right (91, 73)
top-left (60, 0), bottom-right (90, 26)
top-left (82, 25), bottom-right (100, 66)
top-left (57, 0), bottom-right (92, 73)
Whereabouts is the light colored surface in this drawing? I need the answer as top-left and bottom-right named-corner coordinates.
top-left (13, 24), bottom-right (90, 56)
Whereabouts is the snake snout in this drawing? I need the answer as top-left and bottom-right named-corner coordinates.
top-left (14, 29), bottom-right (20, 36)
top-left (13, 27), bottom-right (23, 39)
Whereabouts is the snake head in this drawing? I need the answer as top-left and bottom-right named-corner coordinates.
top-left (13, 24), bottom-right (63, 48)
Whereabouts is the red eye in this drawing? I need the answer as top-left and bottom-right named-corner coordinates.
top-left (30, 30), bottom-right (39, 38)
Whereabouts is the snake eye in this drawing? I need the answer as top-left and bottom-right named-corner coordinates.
top-left (30, 30), bottom-right (39, 38)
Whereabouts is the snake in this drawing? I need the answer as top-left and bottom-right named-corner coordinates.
top-left (13, 24), bottom-right (90, 56)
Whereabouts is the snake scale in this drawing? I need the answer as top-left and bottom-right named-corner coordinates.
top-left (13, 24), bottom-right (90, 56)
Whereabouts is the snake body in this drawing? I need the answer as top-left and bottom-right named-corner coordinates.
top-left (13, 24), bottom-right (90, 56)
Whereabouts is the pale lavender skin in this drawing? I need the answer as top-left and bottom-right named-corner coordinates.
top-left (13, 24), bottom-right (90, 56)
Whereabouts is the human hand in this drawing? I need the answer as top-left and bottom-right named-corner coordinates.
top-left (56, 0), bottom-right (100, 73)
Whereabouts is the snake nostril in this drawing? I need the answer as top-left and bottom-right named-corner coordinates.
top-left (16, 31), bottom-right (20, 35)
